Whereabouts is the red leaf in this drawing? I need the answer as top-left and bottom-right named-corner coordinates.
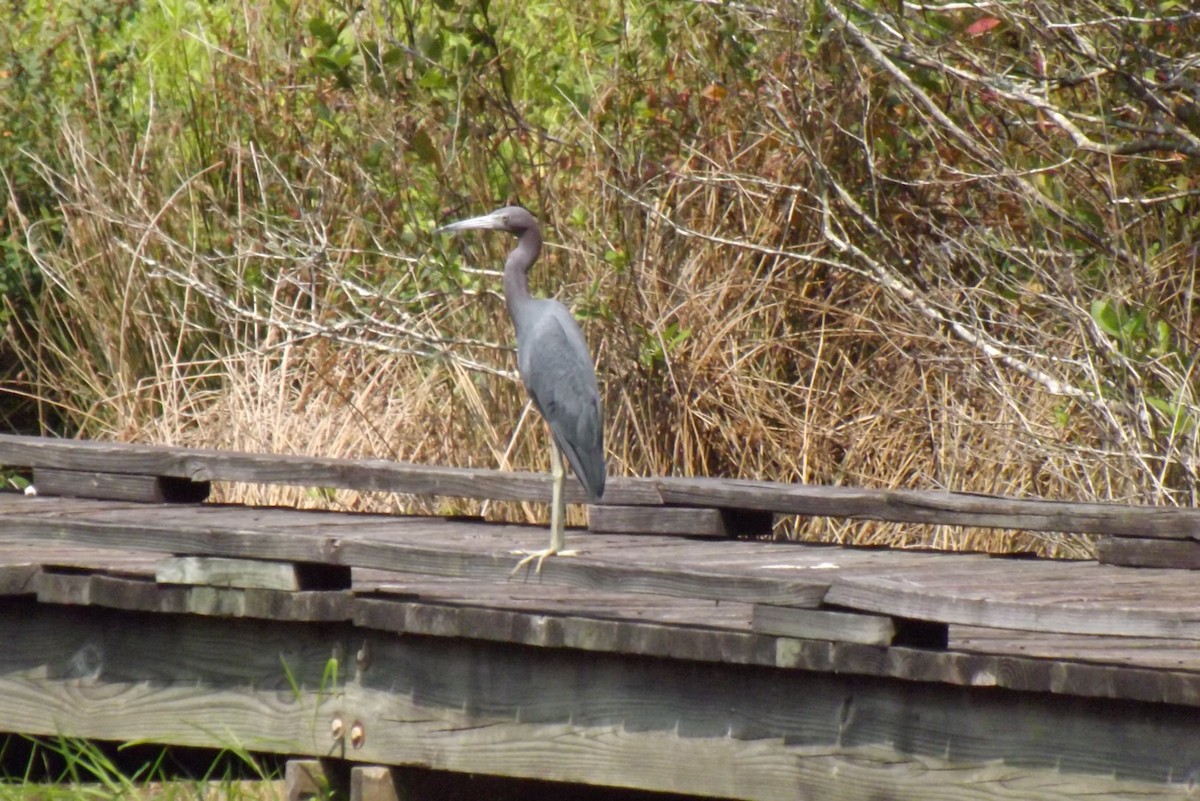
top-left (964, 16), bottom-right (1001, 37)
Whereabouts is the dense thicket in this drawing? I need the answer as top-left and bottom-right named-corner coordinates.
top-left (2, 0), bottom-right (1198, 554)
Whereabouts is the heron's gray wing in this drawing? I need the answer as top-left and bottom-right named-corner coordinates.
top-left (517, 302), bottom-right (606, 501)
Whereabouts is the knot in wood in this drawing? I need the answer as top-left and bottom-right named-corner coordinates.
top-left (321, 537), bottom-right (343, 561)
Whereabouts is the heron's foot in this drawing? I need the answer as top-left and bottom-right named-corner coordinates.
top-left (510, 547), bottom-right (580, 577)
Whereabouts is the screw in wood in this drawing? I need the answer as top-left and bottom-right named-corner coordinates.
top-left (350, 721), bottom-right (365, 749)
top-left (330, 717), bottom-right (344, 740)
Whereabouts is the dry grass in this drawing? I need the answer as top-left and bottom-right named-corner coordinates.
top-left (3, 0), bottom-right (1198, 557)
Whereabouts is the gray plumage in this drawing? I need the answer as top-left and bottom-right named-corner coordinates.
top-left (439, 205), bottom-right (605, 504)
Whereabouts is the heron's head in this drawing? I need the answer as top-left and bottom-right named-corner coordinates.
top-left (438, 205), bottom-right (537, 236)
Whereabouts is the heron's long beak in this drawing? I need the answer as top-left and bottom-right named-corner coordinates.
top-left (437, 211), bottom-right (507, 232)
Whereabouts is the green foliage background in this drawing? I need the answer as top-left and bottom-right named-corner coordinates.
top-left (2, 0), bottom-right (1198, 551)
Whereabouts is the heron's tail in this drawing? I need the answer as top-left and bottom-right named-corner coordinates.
top-left (557, 435), bottom-right (605, 502)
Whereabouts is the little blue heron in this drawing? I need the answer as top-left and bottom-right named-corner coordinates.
top-left (438, 206), bottom-right (606, 573)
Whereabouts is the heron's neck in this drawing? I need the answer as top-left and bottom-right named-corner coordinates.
top-left (503, 225), bottom-right (542, 328)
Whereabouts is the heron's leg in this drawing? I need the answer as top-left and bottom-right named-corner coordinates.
top-left (548, 437), bottom-right (566, 553)
top-left (512, 438), bottom-right (579, 576)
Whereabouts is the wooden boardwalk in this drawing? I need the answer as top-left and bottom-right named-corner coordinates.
top-left (4, 434), bottom-right (1200, 799)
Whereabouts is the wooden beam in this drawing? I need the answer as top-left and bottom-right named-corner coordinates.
top-left (285, 760), bottom-right (331, 801)
top-left (156, 556), bottom-right (351, 591)
top-left (5, 433), bottom-right (1200, 538)
top-left (587, 505), bottom-right (774, 538)
top-left (1, 514), bottom-right (830, 606)
top-left (33, 467), bottom-right (210, 504)
top-left (752, 605), bottom-right (897, 645)
top-left (350, 766), bottom-right (403, 801)
top-left (823, 571), bottom-right (1200, 639)
top-left (3, 602), bottom-right (1200, 801)
top-left (27, 568), bottom-right (1200, 708)
top-left (1097, 537), bottom-right (1200, 569)
top-left (0, 564), bottom-right (37, 597)
top-left (0, 434), bottom-right (658, 506)
top-left (652, 477), bottom-right (1200, 539)
top-left (36, 571), bottom-right (353, 622)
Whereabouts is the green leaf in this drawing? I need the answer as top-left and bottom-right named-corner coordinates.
top-left (409, 128), bottom-right (441, 169)
top-left (307, 17), bottom-right (338, 48)
top-left (1146, 396), bottom-right (1196, 438)
top-left (382, 46), bottom-right (407, 67)
top-left (1090, 299), bottom-right (1121, 337)
top-left (1154, 320), bottom-right (1171, 355)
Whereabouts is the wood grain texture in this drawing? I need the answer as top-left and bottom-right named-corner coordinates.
top-left (752, 605), bottom-right (897, 645)
top-left (36, 571), bottom-right (353, 622)
top-left (0, 563), bottom-right (37, 596)
top-left (13, 494), bottom-right (1200, 638)
top-left (6, 435), bottom-right (1200, 538)
top-left (0, 602), bottom-right (338, 756)
top-left (0, 434), bottom-right (659, 506)
top-left (12, 496), bottom-right (1200, 705)
top-left (4, 602), bottom-right (1200, 801)
top-left (27, 562), bottom-right (1200, 709)
top-left (0, 506), bottom-right (830, 607)
top-left (156, 557), bottom-right (351, 591)
top-left (1096, 537), bottom-right (1200, 568)
top-left (33, 468), bottom-right (210, 504)
top-left (349, 767), bottom-right (402, 801)
top-left (950, 626), bottom-right (1200, 672)
top-left (824, 565), bottom-right (1200, 638)
top-left (285, 760), bottom-right (331, 801)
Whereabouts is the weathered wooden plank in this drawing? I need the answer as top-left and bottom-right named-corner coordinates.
top-left (655, 477), bottom-right (1200, 539)
top-left (824, 569), bottom-right (1200, 639)
top-left (16, 556), bottom-right (1200, 708)
top-left (586, 505), bottom-right (774, 537)
top-left (0, 493), bottom-right (157, 515)
top-left (752, 605), bottom-right (896, 645)
top-left (36, 570), bottom-right (165, 610)
top-left (28, 557), bottom-right (1200, 709)
top-left (17, 494), bottom-right (1200, 636)
top-left (157, 556), bottom-right (351, 591)
top-left (0, 506), bottom-right (831, 606)
top-left (0, 434), bottom-right (661, 506)
top-left (950, 626), bottom-right (1200, 672)
top-left (353, 597), bottom-right (779, 665)
top-left (0, 541), bottom-right (167, 579)
top-left (4, 603), bottom-right (1200, 800)
top-left (285, 760), bottom-right (331, 801)
top-left (1096, 537), bottom-right (1200, 568)
top-left (33, 467), bottom-right (210, 504)
top-left (0, 564), bottom-right (37, 596)
top-left (6, 435), bottom-right (1200, 538)
top-left (357, 571), bottom-right (755, 630)
top-left (36, 571), bottom-right (352, 622)
top-left (349, 767), bottom-right (401, 801)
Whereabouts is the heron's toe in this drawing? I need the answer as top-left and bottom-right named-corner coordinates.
top-left (510, 547), bottom-right (580, 577)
